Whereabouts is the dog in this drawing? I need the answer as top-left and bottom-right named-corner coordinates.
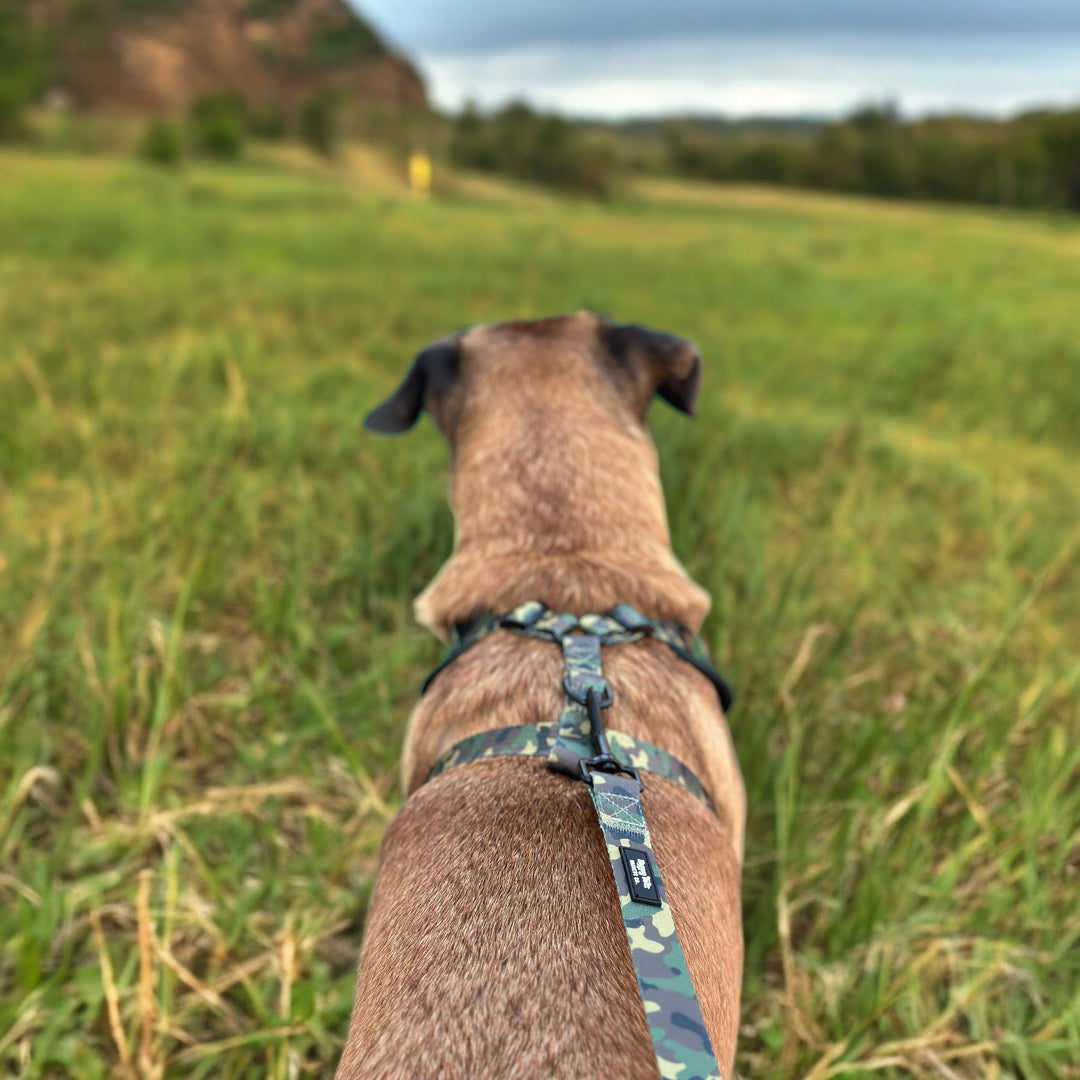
top-left (336, 312), bottom-right (745, 1079)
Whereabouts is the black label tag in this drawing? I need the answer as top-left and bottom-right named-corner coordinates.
top-left (620, 846), bottom-right (662, 906)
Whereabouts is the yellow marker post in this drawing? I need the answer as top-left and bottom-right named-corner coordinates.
top-left (408, 151), bottom-right (432, 197)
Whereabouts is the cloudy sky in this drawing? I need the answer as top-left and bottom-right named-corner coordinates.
top-left (354, 0), bottom-right (1080, 119)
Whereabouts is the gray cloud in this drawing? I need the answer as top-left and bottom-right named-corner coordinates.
top-left (359, 1), bottom-right (1080, 53)
top-left (421, 33), bottom-right (1080, 119)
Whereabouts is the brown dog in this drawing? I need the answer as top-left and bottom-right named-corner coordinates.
top-left (337, 312), bottom-right (745, 1079)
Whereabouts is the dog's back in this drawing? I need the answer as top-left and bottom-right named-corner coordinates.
top-left (339, 314), bottom-right (744, 1078)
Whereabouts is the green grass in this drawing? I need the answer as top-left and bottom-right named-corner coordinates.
top-left (1, 149), bottom-right (1078, 1079)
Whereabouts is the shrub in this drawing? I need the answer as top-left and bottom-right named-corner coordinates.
top-left (298, 87), bottom-right (342, 159)
top-left (247, 104), bottom-right (288, 140)
top-left (188, 91), bottom-right (246, 160)
top-left (1036, 111), bottom-right (1080, 210)
top-left (728, 140), bottom-right (805, 185)
top-left (140, 118), bottom-right (184, 166)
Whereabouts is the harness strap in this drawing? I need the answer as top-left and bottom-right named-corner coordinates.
top-left (422, 599), bottom-right (734, 713)
top-left (421, 601), bottom-right (727, 1080)
top-left (428, 722), bottom-right (713, 809)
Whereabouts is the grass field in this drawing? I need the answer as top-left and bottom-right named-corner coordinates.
top-left (1, 148), bottom-right (1078, 1079)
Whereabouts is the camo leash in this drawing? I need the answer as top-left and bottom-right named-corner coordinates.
top-left (421, 600), bottom-right (734, 1080)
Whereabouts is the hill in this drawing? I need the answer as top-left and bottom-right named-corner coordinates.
top-left (26, 0), bottom-right (426, 113)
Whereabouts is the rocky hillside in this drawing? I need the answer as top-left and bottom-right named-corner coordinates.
top-left (28, 0), bottom-right (427, 113)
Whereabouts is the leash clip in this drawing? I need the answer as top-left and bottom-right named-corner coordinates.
top-left (577, 687), bottom-right (642, 788)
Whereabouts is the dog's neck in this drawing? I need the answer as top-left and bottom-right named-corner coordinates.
top-left (414, 404), bottom-right (710, 640)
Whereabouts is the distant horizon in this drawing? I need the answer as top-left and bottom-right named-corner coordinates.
top-left (446, 99), bottom-right (1080, 128)
top-left (353, 4), bottom-right (1080, 124)
top-left (416, 33), bottom-right (1080, 123)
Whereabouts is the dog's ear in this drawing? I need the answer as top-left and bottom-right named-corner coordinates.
top-left (364, 339), bottom-right (462, 435)
top-left (601, 322), bottom-right (703, 418)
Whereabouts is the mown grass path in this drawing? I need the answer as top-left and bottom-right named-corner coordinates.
top-left (1, 151), bottom-right (1078, 1078)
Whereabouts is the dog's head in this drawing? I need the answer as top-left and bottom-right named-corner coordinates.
top-left (364, 312), bottom-right (710, 634)
top-left (364, 312), bottom-right (701, 441)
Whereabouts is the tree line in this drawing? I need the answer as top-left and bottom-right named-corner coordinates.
top-left (660, 105), bottom-right (1080, 211)
top-left (451, 101), bottom-right (1080, 210)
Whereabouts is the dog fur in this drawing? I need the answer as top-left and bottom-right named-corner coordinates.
top-left (336, 312), bottom-right (745, 1079)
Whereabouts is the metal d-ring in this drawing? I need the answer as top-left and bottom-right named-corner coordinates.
top-left (562, 676), bottom-right (613, 708)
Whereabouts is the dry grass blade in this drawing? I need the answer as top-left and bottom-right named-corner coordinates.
top-left (0, 767), bottom-right (60, 853)
top-left (90, 910), bottom-right (135, 1077)
top-left (278, 933), bottom-right (296, 1020)
top-left (136, 870), bottom-right (159, 1079)
top-left (154, 949), bottom-right (245, 1030)
top-left (172, 1025), bottom-right (309, 1064)
top-left (778, 623), bottom-right (832, 711)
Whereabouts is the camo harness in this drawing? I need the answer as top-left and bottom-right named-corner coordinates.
top-left (421, 599), bottom-right (734, 1080)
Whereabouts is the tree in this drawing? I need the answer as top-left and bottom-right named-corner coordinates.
top-left (299, 87), bottom-right (342, 159)
top-left (0, 1), bottom-right (52, 139)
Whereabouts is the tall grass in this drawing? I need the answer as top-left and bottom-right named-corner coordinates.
top-left (1, 150), bottom-right (1077, 1078)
